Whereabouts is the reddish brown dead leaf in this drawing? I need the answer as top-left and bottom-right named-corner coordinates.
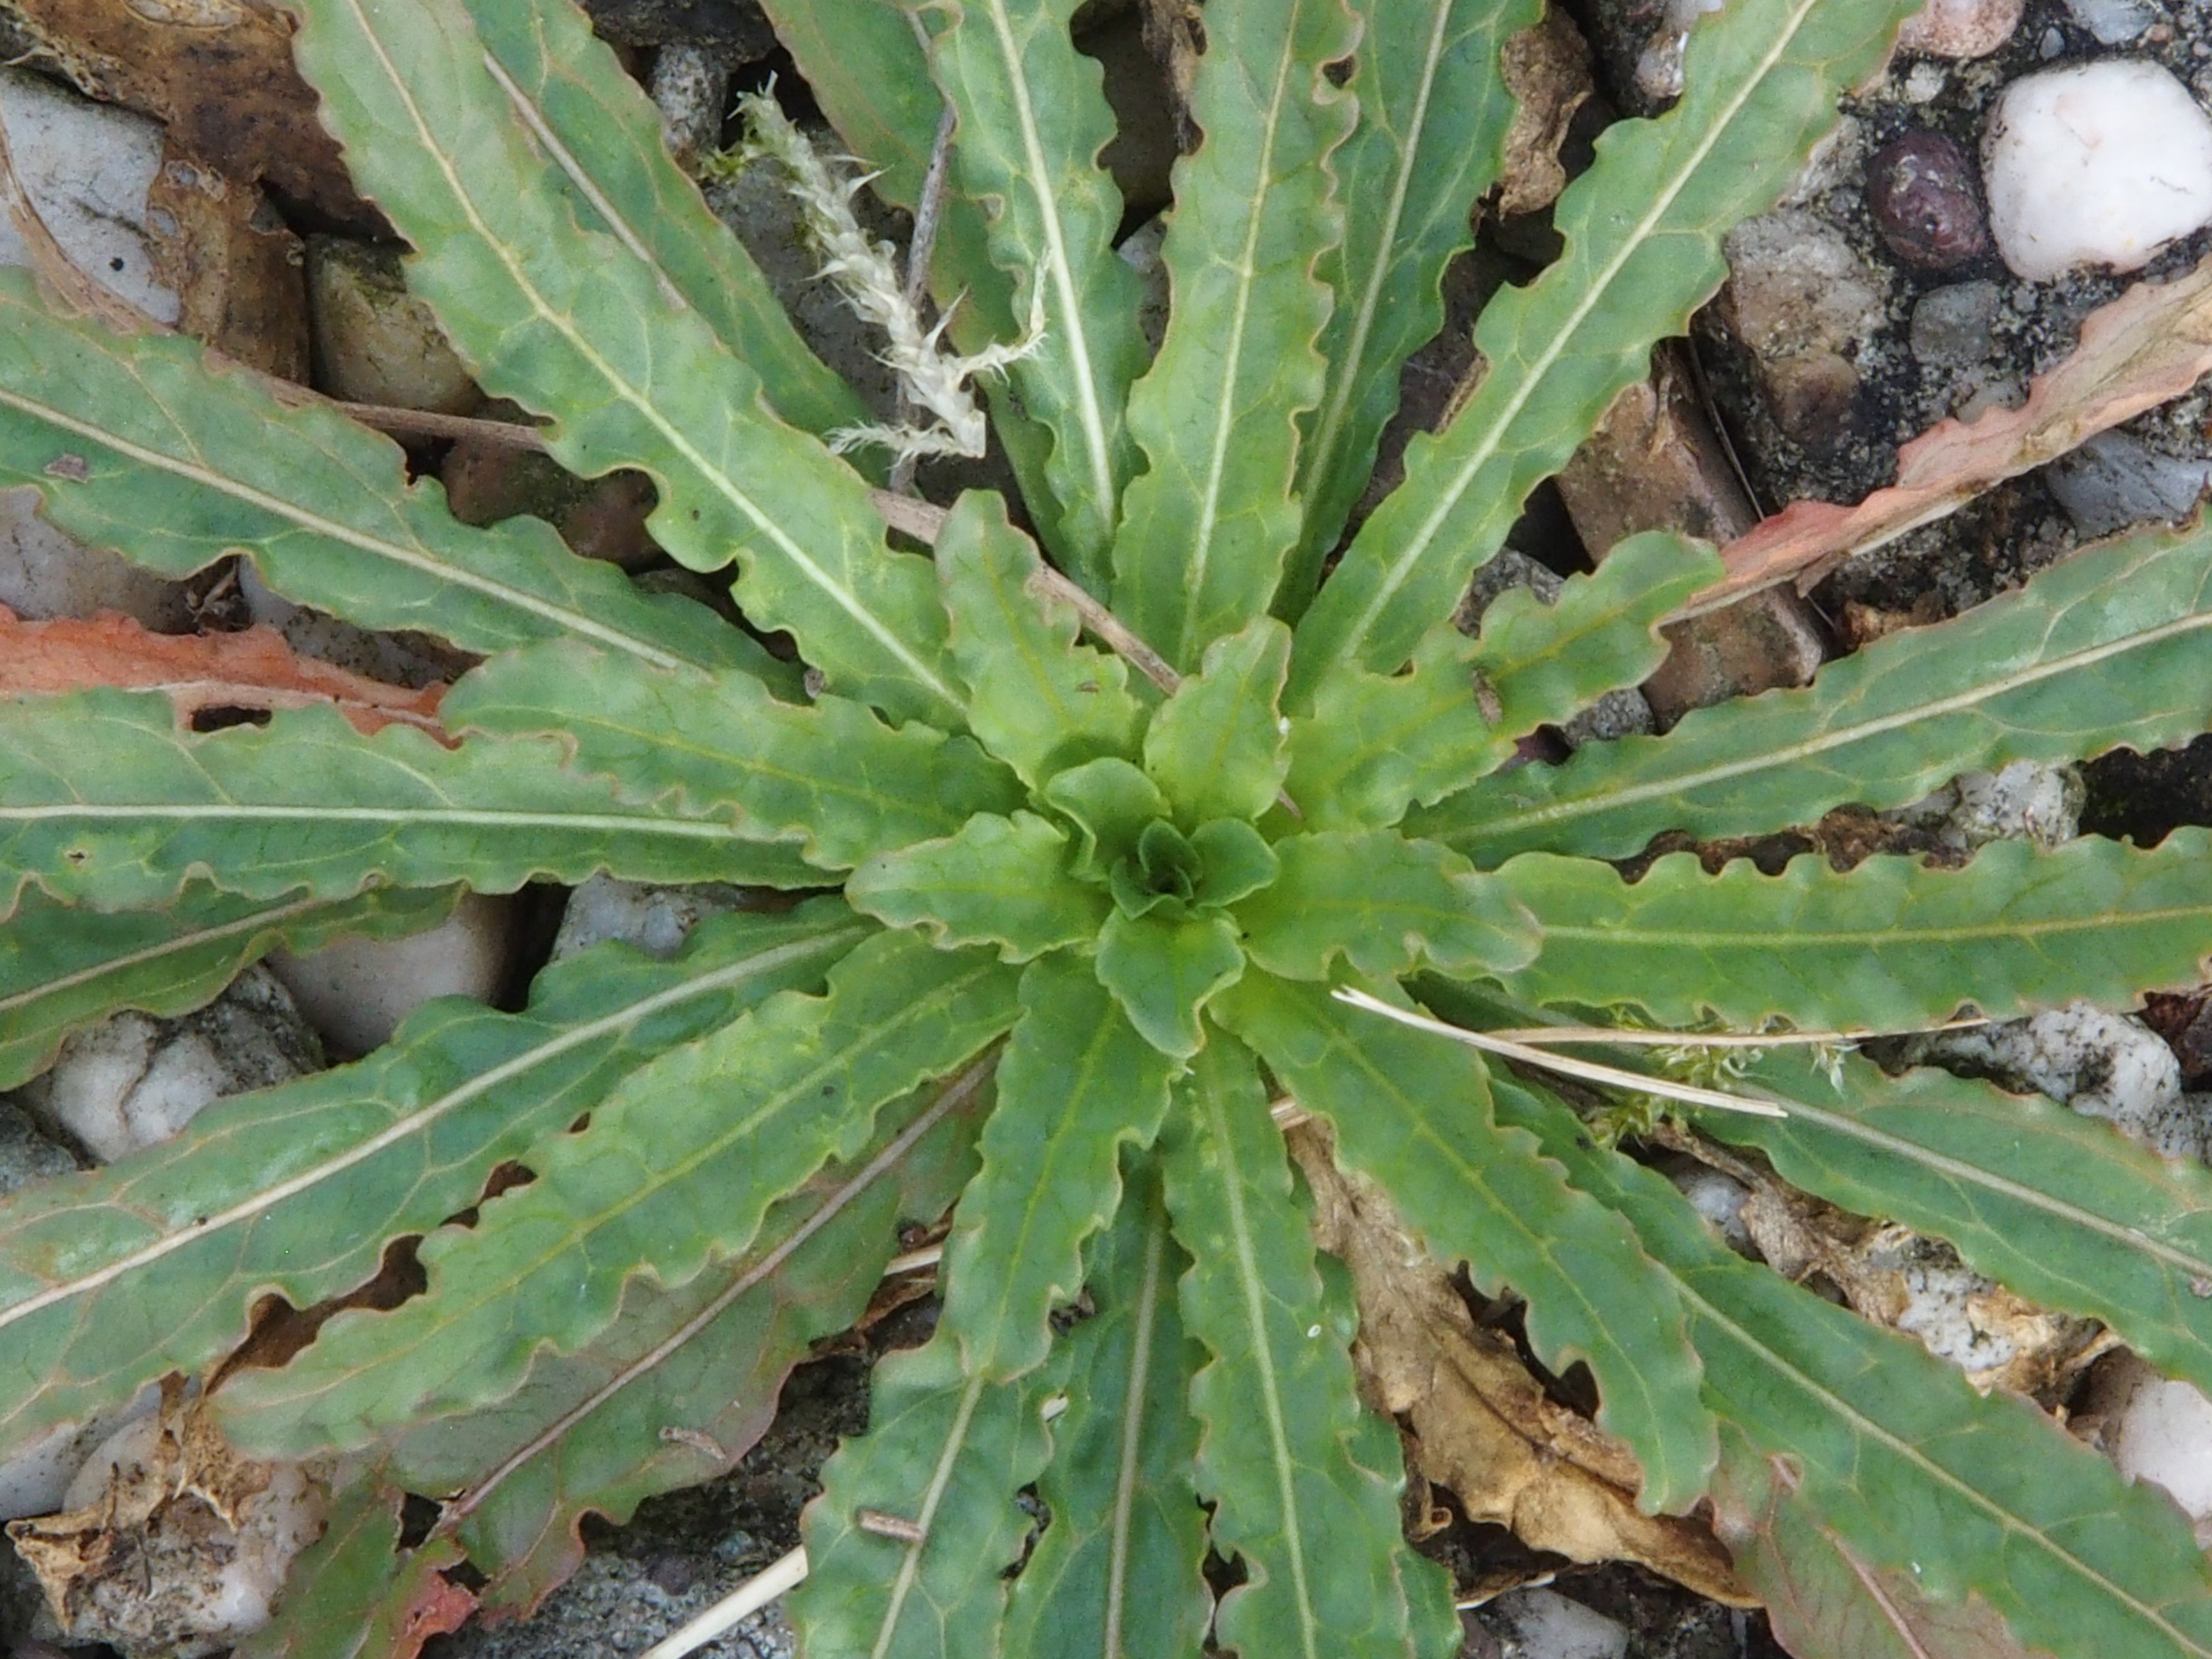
top-left (1287, 1122), bottom-right (1754, 1607)
top-left (1689, 249), bottom-right (2212, 617)
top-left (0, 607), bottom-right (447, 738)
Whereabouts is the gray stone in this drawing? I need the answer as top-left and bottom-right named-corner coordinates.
top-left (1719, 209), bottom-right (1886, 449)
top-left (0, 488), bottom-right (194, 629)
top-left (269, 890), bottom-right (516, 1057)
top-left (552, 876), bottom-right (767, 962)
top-left (2063, 0), bottom-right (2158, 42)
top-left (1885, 759), bottom-right (2083, 853)
top-left (11, 966), bottom-right (322, 1164)
top-left (0, 68), bottom-right (177, 323)
top-left (1460, 551), bottom-right (1656, 748)
top-left (0, 1100), bottom-right (75, 1199)
top-left (305, 236), bottom-right (482, 414)
top-left (2044, 430), bottom-right (2212, 540)
top-left (1488, 1588), bottom-right (1631, 1659)
top-left (1909, 280), bottom-right (2001, 367)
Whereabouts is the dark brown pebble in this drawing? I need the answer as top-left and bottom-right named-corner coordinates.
top-left (1868, 131), bottom-right (1991, 269)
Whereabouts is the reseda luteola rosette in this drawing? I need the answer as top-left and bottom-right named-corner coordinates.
top-left (7, 0), bottom-right (2212, 1654)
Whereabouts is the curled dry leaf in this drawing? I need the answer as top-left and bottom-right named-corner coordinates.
top-left (1286, 1120), bottom-right (1753, 1607)
top-left (0, 607), bottom-right (447, 738)
top-left (1690, 249), bottom-right (2212, 615)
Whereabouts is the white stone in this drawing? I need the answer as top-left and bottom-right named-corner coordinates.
top-left (0, 1386), bottom-right (161, 1525)
top-left (0, 489), bottom-right (196, 628)
top-left (1922, 1001), bottom-right (2207, 1161)
top-left (2064, 0), bottom-right (2158, 44)
top-left (1886, 759), bottom-right (2083, 853)
top-left (2089, 1351), bottom-right (2212, 1543)
top-left (1493, 1588), bottom-right (1631, 1659)
top-left (269, 889), bottom-right (513, 1055)
top-left (1668, 1164), bottom-right (1755, 1257)
top-left (12, 966), bottom-right (322, 1163)
top-left (1983, 61), bottom-right (2212, 282)
top-left (0, 69), bottom-right (180, 322)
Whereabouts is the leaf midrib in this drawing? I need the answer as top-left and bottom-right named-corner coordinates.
top-left (0, 384), bottom-right (691, 672)
top-left (0, 925), bottom-right (865, 1337)
top-left (339, 0), bottom-right (964, 718)
top-left (0, 891), bottom-right (332, 1014)
top-left (1320, 0), bottom-right (1824, 683)
top-left (1468, 600), bottom-right (2212, 841)
top-left (1541, 900), bottom-right (2212, 951)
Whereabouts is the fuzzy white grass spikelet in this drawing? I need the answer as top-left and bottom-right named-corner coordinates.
top-left (730, 89), bottom-right (1040, 462)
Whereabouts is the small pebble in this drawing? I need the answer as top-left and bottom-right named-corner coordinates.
top-left (1908, 278), bottom-right (2001, 365)
top-left (2045, 429), bottom-right (2212, 538)
top-left (1983, 61), bottom-right (2212, 280)
top-left (1868, 130), bottom-right (1991, 269)
top-left (2064, 0), bottom-right (2158, 44)
top-left (1897, 0), bottom-right (2024, 58)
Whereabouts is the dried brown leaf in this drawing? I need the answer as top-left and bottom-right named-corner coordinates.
top-left (1287, 1122), bottom-right (1754, 1607)
top-left (0, 607), bottom-right (448, 738)
top-left (1690, 250), bottom-right (2212, 617)
top-left (1497, 13), bottom-right (1593, 220)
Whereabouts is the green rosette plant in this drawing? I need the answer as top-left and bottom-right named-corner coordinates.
top-left (7, 1), bottom-right (2212, 1653)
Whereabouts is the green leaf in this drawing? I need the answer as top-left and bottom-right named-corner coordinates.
top-left (918, 0), bottom-right (1148, 586)
top-left (1419, 515), bottom-right (2212, 862)
top-left (458, 0), bottom-right (866, 440)
top-left (446, 643), bottom-right (1021, 871)
top-left (1001, 1171), bottom-right (1211, 1659)
top-left (1216, 973), bottom-right (1715, 1511)
top-left (229, 1484), bottom-right (473, 1659)
top-left (1095, 909), bottom-right (1245, 1058)
top-left (1190, 818), bottom-right (1280, 909)
top-left (0, 884), bottom-right (454, 1092)
top-left (1504, 1083), bottom-right (2212, 1659)
top-left (937, 492), bottom-right (1146, 788)
top-left (385, 1059), bottom-right (989, 1616)
top-left (1108, 0), bottom-right (1360, 670)
top-left (1235, 831), bottom-right (1539, 980)
top-left (0, 692), bottom-right (818, 913)
top-left (1142, 619), bottom-right (1294, 824)
top-left (1288, 0), bottom-right (1917, 702)
top-left (0, 904), bottom-right (863, 1464)
top-left (1284, 0), bottom-right (1542, 608)
top-left (1495, 833), bottom-right (2212, 1031)
top-left (290, 0), bottom-right (963, 724)
top-left (1705, 1045), bottom-right (2212, 1411)
top-left (1288, 535), bottom-right (1714, 831)
top-left (942, 959), bottom-right (1176, 1380)
top-left (793, 1332), bottom-right (1059, 1659)
top-left (1707, 1421), bottom-right (2040, 1659)
top-left (0, 273), bottom-right (745, 673)
top-left (216, 932), bottom-right (1020, 1454)
top-left (1042, 756), bottom-right (1171, 879)
top-left (1158, 1037), bottom-right (1456, 1659)
top-left (849, 812), bottom-right (1108, 961)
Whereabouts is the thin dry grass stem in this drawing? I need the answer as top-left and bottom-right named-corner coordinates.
top-left (634, 1544), bottom-right (808, 1659)
top-left (1331, 988), bottom-right (1789, 1119)
top-left (1486, 1016), bottom-right (1992, 1049)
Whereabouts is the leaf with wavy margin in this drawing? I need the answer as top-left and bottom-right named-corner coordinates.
top-left (217, 932), bottom-right (1019, 1454)
top-left (0, 904), bottom-right (862, 1466)
top-left (1217, 972), bottom-right (1714, 1511)
top-left (1287, 535), bottom-right (1714, 831)
top-left (1496, 832), bottom-right (2212, 1032)
top-left (382, 1059), bottom-right (991, 1616)
top-left (793, 1332), bottom-right (1059, 1659)
top-left (940, 959), bottom-right (1176, 1381)
top-left (457, 0), bottom-right (866, 440)
top-left (1416, 514), bottom-right (2212, 862)
top-left (1236, 831), bottom-right (1537, 980)
top-left (1142, 619), bottom-right (1293, 825)
top-left (289, 0), bottom-right (961, 723)
top-left (917, 0), bottom-right (1147, 585)
top-left (936, 492), bottom-right (1145, 788)
top-left (850, 812), bottom-right (1109, 960)
top-left (0, 274), bottom-right (743, 673)
top-left (1001, 1170), bottom-right (1210, 1659)
top-left (1108, 0), bottom-right (1360, 670)
top-left (445, 643), bottom-right (1021, 871)
top-left (1158, 1036), bottom-right (1458, 1659)
top-left (1289, 0), bottom-right (1917, 702)
top-left (0, 691), bottom-right (819, 913)
top-left (1696, 1044), bottom-right (2212, 1410)
top-left (1496, 1076), bottom-right (2212, 1659)
top-left (1284, 0), bottom-right (1541, 607)
top-left (0, 884), bottom-right (453, 1092)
